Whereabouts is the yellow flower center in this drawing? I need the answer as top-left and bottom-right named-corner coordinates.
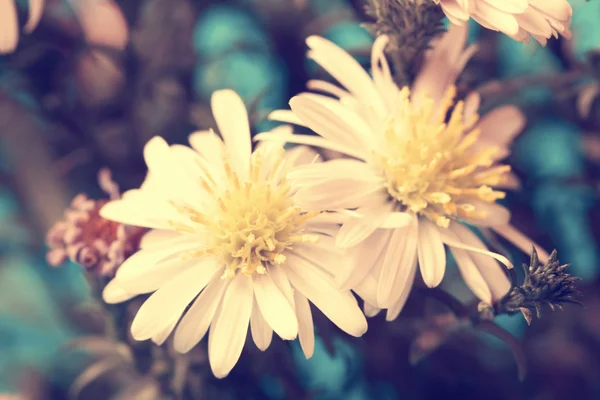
top-left (170, 145), bottom-right (319, 279)
top-left (374, 85), bottom-right (510, 228)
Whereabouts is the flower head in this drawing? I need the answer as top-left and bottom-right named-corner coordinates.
top-left (373, 84), bottom-right (508, 228)
top-left (433, 0), bottom-right (572, 45)
top-left (46, 169), bottom-right (146, 276)
top-left (261, 25), bottom-right (549, 320)
top-left (100, 89), bottom-right (367, 378)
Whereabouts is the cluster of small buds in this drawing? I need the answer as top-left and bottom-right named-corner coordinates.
top-left (494, 248), bottom-right (582, 324)
top-left (45, 169), bottom-right (147, 276)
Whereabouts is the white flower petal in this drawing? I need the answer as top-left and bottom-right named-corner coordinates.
top-left (250, 297), bottom-right (273, 351)
top-left (292, 236), bottom-right (345, 276)
top-left (307, 211), bottom-right (352, 225)
top-left (116, 258), bottom-right (198, 295)
top-left (353, 274), bottom-right (379, 307)
top-left (25, 0), bottom-right (45, 33)
top-left (450, 245), bottom-right (493, 304)
top-left (306, 79), bottom-right (352, 99)
top-left (371, 34), bottom-right (396, 109)
top-left (211, 89), bottom-right (252, 177)
top-left (169, 144), bottom-right (220, 200)
top-left (268, 265), bottom-right (295, 308)
top-left (475, 105), bottom-right (525, 147)
top-left (151, 317), bottom-right (178, 346)
top-left (253, 273), bottom-right (298, 340)
top-left (338, 228), bottom-right (392, 290)
top-left (126, 140), bottom-right (208, 209)
top-left (380, 212), bottom-right (415, 229)
top-left (268, 109), bottom-right (306, 126)
top-left (297, 93), bottom-right (373, 146)
top-left (173, 276), bottom-right (229, 353)
top-left (514, 8), bottom-right (554, 37)
top-left (471, 14), bottom-right (500, 32)
top-left (139, 229), bottom-right (184, 249)
top-left (188, 128), bottom-right (226, 180)
top-left (464, 92), bottom-right (481, 130)
top-left (99, 195), bottom-right (175, 229)
top-left (115, 238), bottom-right (199, 283)
top-left (305, 36), bottom-right (387, 117)
top-left (377, 216), bottom-right (419, 308)
top-left (254, 131), bottom-right (365, 160)
top-left (294, 178), bottom-right (386, 211)
top-left (336, 201), bottom-right (391, 249)
top-left (102, 279), bottom-right (137, 304)
top-left (294, 291), bottom-right (315, 359)
top-left (492, 224), bottom-right (550, 263)
top-left (0, 0), bottom-right (19, 54)
top-left (485, 0), bottom-right (528, 13)
top-left (285, 253), bottom-right (367, 337)
top-left (144, 137), bottom-right (197, 204)
top-left (464, 201), bottom-right (511, 227)
top-left (473, 4), bottom-right (520, 35)
top-left (417, 219), bottom-right (447, 288)
top-left (450, 222), bottom-right (511, 301)
top-left (288, 159), bottom-right (382, 190)
top-left (496, 171), bottom-right (521, 190)
top-left (364, 302), bottom-right (382, 318)
top-left (282, 144), bottom-right (320, 168)
top-left (131, 263), bottom-right (220, 341)
top-left (439, 227), bottom-right (513, 269)
top-left (412, 24), bottom-right (472, 108)
top-left (440, 0), bottom-right (470, 21)
top-left (208, 273), bottom-right (253, 379)
top-left (289, 95), bottom-right (371, 154)
top-left (386, 258), bottom-right (418, 321)
top-left (528, 0), bottom-right (572, 21)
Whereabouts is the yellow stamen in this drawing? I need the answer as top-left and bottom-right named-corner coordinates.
top-left (184, 145), bottom-right (318, 278)
top-left (375, 85), bottom-right (509, 227)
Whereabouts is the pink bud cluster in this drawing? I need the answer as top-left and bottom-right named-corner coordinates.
top-left (45, 170), bottom-right (146, 276)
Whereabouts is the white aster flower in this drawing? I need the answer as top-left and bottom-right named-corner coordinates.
top-left (1, 0), bottom-right (44, 53)
top-left (433, 0), bottom-right (572, 45)
top-left (100, 89), bottom-right (367, 378)
top-left (259, 25), bottom-right (550, 320)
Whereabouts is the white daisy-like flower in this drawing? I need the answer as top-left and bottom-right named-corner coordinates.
top-left (433, 0), bottom-right (572, 45)
top-left (99, 89), bottom-right (367, 378)
top-left (258, 25), bottom-right (550, 320)
top-left (1, 0), bottom-right (44, 54)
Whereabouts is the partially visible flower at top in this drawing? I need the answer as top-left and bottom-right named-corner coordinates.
top-left (260, 24), bottom-right (549, 321)
top-left (45, 169), bottom-right (146, 276)
top-left (433, 0), bottom-right (572, 46)
top-left (0, 0), bottom-right (45, 54)
top-left (100, 89), bottom-right (367, 379)
top-left (495, 248), bottom-right (582, 324)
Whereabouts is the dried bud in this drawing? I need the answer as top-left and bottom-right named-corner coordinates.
top-left (364, 0), bottom-right (446, 86)
top-left (45, 169), bottom-right (146, 276)
top-left (495, 248), bottom-right (583, 324)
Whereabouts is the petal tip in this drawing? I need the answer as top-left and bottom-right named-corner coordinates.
top-left (305, 35), bottom-right (322, 48)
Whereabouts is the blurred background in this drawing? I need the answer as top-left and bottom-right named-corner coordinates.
top-left (1, 0), bottom-right (600, 399)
